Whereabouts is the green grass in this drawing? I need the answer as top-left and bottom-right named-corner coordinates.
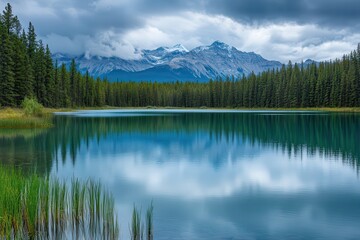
top-left (0, 166), bottom-right (120, 239)
top-left (0, 117), bottom-right (53, 129)
top-left (0, 165), bottom-right (154, 239)
top-left (0, 108), bottom-right (53, 129)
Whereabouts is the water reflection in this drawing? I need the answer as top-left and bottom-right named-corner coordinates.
top-left (1, 111), bottom-right (360, 174)
top-left (1, 110), bottom-right (360, 239)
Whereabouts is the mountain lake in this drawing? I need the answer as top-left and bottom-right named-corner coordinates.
top-left (1, 109), bottom-right (360, 240)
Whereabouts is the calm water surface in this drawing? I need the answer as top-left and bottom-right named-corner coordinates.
top-left (1, 110), bottom-right (360, 240)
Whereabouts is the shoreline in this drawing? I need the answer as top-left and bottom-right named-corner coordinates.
top-left (51, 106), bottom-right (360, 113)
top-left (1, 106), bottom-right (359, 129)
top-left (0, 108), bottom-right (53, 129)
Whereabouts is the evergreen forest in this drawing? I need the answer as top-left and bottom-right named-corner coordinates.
top-left (1, 3), bottom-right (359, 109)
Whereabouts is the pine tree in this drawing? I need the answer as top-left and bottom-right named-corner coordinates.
top-left (60, 63), bottom-right (70, 107)
top-left (69, 59), bottom-right (77, 106)
top-left (34, 41), bottom-right (46, 104)
top-left (44, 45), bottom-right (55, 107)
top-left (1, 3), bottom-right (15, 35)
top-left (27, 22), bottom-right (37, 60)
top-left (12, 37), bottom-right (29, 105)
top-left (0, 21), bottom-right (15, 106)
top-left (53, 60), bottom-right (60, 108)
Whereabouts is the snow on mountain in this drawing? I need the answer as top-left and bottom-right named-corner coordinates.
top-left (166, 44), bottom-right (189, 53)
top-left (52, 41), bottom-right (282, 82)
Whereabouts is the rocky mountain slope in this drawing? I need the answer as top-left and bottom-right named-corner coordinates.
top-left (53, 41), bottom-right (283, 82)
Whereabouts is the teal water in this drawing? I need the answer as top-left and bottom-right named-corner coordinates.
top-left (1, 110), bottom-right (360, 240)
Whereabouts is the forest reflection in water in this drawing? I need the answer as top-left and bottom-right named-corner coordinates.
top-left (1, 111), bottom-right (359, 175)
top-left (2, 110), bottom-right (360, 239)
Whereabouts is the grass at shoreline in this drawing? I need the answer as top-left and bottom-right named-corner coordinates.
top-left (0, 108), bottom-right (53, 129)
top-left (0, 165), bottom-right (154, 240)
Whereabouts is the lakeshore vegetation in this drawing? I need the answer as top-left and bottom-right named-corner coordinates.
top-left (0, 97), bottom-right (53, 128)
top-left (0, 164), bottom-right (154, 240)
top-left (0, 5), bottom-right (155, 239)
top-left (0, 4), bottom-right (358, 238)
top-left (0, 3), bottom-right (359, 110)
top-left (0, 165), bottom-right (119, 239)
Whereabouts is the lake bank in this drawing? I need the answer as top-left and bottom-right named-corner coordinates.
top-left (2, 106), bottom-right (359, 129)
top-left (0, 108), bottom-right (53, 129)
top-left (54, 106), bottom-right (360, 113)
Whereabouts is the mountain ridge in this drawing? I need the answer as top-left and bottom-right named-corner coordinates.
top-left (52, 41), bottom-right (284, 82)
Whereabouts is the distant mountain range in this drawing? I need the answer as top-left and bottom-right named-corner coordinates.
top-left (52, 41), bottom-right (313, 82)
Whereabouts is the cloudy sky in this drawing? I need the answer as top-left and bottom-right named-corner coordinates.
top-left (3, 0), bottom-right (360, 62)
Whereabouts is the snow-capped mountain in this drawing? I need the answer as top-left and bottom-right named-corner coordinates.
top-left (53, 41), bottom-right (282, 82)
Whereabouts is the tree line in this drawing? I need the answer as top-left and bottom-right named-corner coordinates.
top-left (0, 3), bottom-right (359, 109)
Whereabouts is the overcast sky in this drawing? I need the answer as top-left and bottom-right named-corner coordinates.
top-left (2, 0), bottom-right (360, 62)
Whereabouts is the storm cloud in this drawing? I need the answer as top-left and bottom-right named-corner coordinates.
top-left (2, 0), bottom-right (359, 62)
top-left (207, 0), bottom-right (360, 27)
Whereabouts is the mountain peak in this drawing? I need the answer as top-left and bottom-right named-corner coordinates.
top-left (172, 44), bottom-right (188, 51)
top-left (53, 41), bottom-right (282, 82)
top-left (150, 44), bottom-right (188, 54)
top-left (211, 41), bottom-right (230, 47)
top-left (209, 41), bottom-right (233, 51)
top-left (211, 40), bottom-right (226, 46)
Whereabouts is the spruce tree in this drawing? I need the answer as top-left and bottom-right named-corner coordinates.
top-left (45, 45), bottom-right (55, 107)
top-left (53, 60), bottom-right (60, 108)
top-left (60, 63), bottom-right (71, 107)
top-left (69, 59), bottom-right (77, 106)
top-left (0, 22), bottom-right (15, 106)
top-left (12, 37), bottom-right (29, 105)
top-left (34, 41), bottom-right (46, 104)
top-left (1, 3), bottom-right (14, 35)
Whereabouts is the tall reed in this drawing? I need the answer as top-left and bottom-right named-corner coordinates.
top-left (0, 165), bottom-right (153, 239)
top-left (0, 166), bottom-right (119, 239)
top-left (146, 202), bottom-right (154, 240)
top-left (130, 203), bottom-right (154, 240)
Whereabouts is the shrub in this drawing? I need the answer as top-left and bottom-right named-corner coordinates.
top-left (21, 97), bottom-right (44, 117)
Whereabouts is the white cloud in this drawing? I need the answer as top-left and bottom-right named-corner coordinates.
top-left (2, 0), bottom-right (360, 62)
top-left (130, 12), bottom-right (359, 62)
top-left (42, 34), bottom-right (88, 56)
top-left (47, 11), bottom-right (357, 62)
top-left (84, 30), bottom-right (142, 59)
top-left (124, 26), bottom-right (172, 51)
